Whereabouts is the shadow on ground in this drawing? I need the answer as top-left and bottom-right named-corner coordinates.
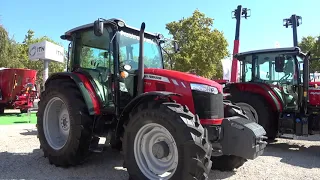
top-left (209, 169), bottom-right (235, 179)
top-left (0, 138), bottom-right (235, 180)
top-left (0, 112), bottom-right (24, 117)
top-left (20, 129), bottom-right (37, 136)
top-left (262, 140), bottom-right (320, 169)
top-left (0, 148), bottom-right (129, 180)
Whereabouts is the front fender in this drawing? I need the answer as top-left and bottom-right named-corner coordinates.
top-left (120, 91), bottom-right (181, 118)
top-left (115, 91), bottom-right (181, 134)
top-left (45, 72), bottom-right (100, 115)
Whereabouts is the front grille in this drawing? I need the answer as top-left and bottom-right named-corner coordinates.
top-left (192, 91), bottom-right (224, 119)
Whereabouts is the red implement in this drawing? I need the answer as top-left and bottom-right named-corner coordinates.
top-left (0, 68), bottom-right (37, 113)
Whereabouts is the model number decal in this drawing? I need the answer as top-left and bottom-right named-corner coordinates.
top-left (144, 74), bottom-right (170, 83)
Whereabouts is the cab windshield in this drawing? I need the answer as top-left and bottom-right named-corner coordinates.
top-left (241, 52), bottom-right (298, 85)
top-left (118, 31), bottom-right (163, 71)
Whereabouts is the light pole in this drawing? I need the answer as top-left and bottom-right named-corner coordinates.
top-left (230, 5), bottom-right (251, 83)
top-left (283, 14), bottom-right (302, 47)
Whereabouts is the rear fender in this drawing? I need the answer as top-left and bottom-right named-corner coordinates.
top-left (45, 72), bottom-right (101, 115)
top-left (116, 91), bottom-right (182, 134)
top-left (226, 83), bottom-right (283, 112)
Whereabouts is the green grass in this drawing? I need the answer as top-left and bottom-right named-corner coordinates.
top-left (0, 112), bottom-right (37, 125)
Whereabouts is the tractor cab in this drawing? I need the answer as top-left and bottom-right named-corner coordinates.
top-left (61, 18), bottom-right (177, 111)
top-left (235, 47), bottom-right (309, 112)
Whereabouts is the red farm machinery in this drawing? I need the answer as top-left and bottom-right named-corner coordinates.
top-left (0, 68), bottom-right (38, 114)
top-left (224, 47), bottom-right (316, 139)
top-left (36, 18), bottom-right (267, 179)
top-left (221, 6), bottom-right (320, 140)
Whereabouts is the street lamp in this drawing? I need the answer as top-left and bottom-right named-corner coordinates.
top-left (283, 14), bottom-right (302, 47)
top-left (230, 5), bottom-right (251, 83)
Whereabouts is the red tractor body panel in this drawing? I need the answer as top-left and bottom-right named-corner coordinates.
top-left (308, 82), bottom-right (320, 106)
top-left (0, 68), bottom-right (37, 111)
top-left (144, 68), bottom-right (223, 91)
top-left (144, 68), bottom-right (224, 125)
top-left (74, 72), bottom-right (102, 115)
top-left (71, 68), bottom-right (225, 125)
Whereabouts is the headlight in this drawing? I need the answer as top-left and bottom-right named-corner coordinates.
top-left (190, 83), bottom-right (219, 94)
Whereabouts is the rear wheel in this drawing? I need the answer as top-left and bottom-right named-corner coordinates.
top-left (123, 101), bottom-right (212, 180)
top-left (229, 93), bottom-right (277, 140)
top-left (37, 79), bottom-right (93, 167)
top-left (235, 102), bottom-right (258, 123)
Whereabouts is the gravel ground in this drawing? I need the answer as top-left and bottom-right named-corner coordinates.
top-left (1, 124), bottom-right (320, 180)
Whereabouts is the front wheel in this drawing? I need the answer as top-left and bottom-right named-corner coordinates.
top-left (123, 101), bottom-right (212, 180)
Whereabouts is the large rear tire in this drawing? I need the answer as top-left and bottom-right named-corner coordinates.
top-left (37, 79), bottom-right (93, 167)
top-left (229, 92), bottom-right (277, 140)
top-left (123, 101), bottom-right (212, 180)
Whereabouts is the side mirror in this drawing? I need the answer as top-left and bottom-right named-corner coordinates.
top-left (173, 41), bottom-right (180, 53)
top-left (275, 56), bottom-right (285, 72)
top-left (93, 19), bottom-right (104, 36)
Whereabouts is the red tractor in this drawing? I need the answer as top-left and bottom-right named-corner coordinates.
top-left (36, 18), bottom-right (266, 179)
top-left (0, 68), bottom-right (38, 114)
top-left (224, 47), bottom-right (320, 140)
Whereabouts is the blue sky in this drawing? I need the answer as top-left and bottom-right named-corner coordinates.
top-left (1, 0), bottom-right (319, 57)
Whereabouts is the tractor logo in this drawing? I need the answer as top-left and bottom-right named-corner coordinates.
top-left (29, 46), bottom-right (45, 57)
top-left (29, 46), bottom-right (37, 57)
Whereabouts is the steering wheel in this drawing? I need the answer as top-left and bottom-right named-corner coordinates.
top-left (279, 74), bottom-right (291, 83)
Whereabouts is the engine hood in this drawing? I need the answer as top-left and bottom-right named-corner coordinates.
top-left (144, 68), bottom-right (223, 92)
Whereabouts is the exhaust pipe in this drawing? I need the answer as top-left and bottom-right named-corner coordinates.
top-left (137, 22), bottom-right (145, 96)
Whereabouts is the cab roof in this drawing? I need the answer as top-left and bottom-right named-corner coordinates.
top-left (63, 18), bottom-right (159, 39)
top-left (234, 47), bottom-right (301, 59)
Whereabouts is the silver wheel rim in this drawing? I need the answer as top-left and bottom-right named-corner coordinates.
top-left (43, 97), bottom-right (70, 150)
top-left (134, 123), bottom-right (179, 180)
top-left (236, 102), bottom-right (258, 123)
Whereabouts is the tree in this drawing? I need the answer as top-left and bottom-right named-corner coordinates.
top-left (165, 9), bottom-right (229, 78)
top-left (161, 41), bottom-right (175, 70)
top-left (0, 26), bottom-right (21, 68)
top-left (299, 36), bottom-right (320, 72)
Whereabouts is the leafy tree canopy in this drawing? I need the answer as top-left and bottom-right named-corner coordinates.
top-left (299, 36), bottom-right (320, 72)
top-left (164, 9), bottom-right (229, 79)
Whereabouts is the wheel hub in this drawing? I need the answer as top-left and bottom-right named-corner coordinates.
top-left (43, 97), bottom-right (70, 150)
top-left (152, 141), bottom-right (170, 159)
top-left (59, 114), bottom-right (69, 131)
top-left (134, 123), bottom-right (179, 180)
